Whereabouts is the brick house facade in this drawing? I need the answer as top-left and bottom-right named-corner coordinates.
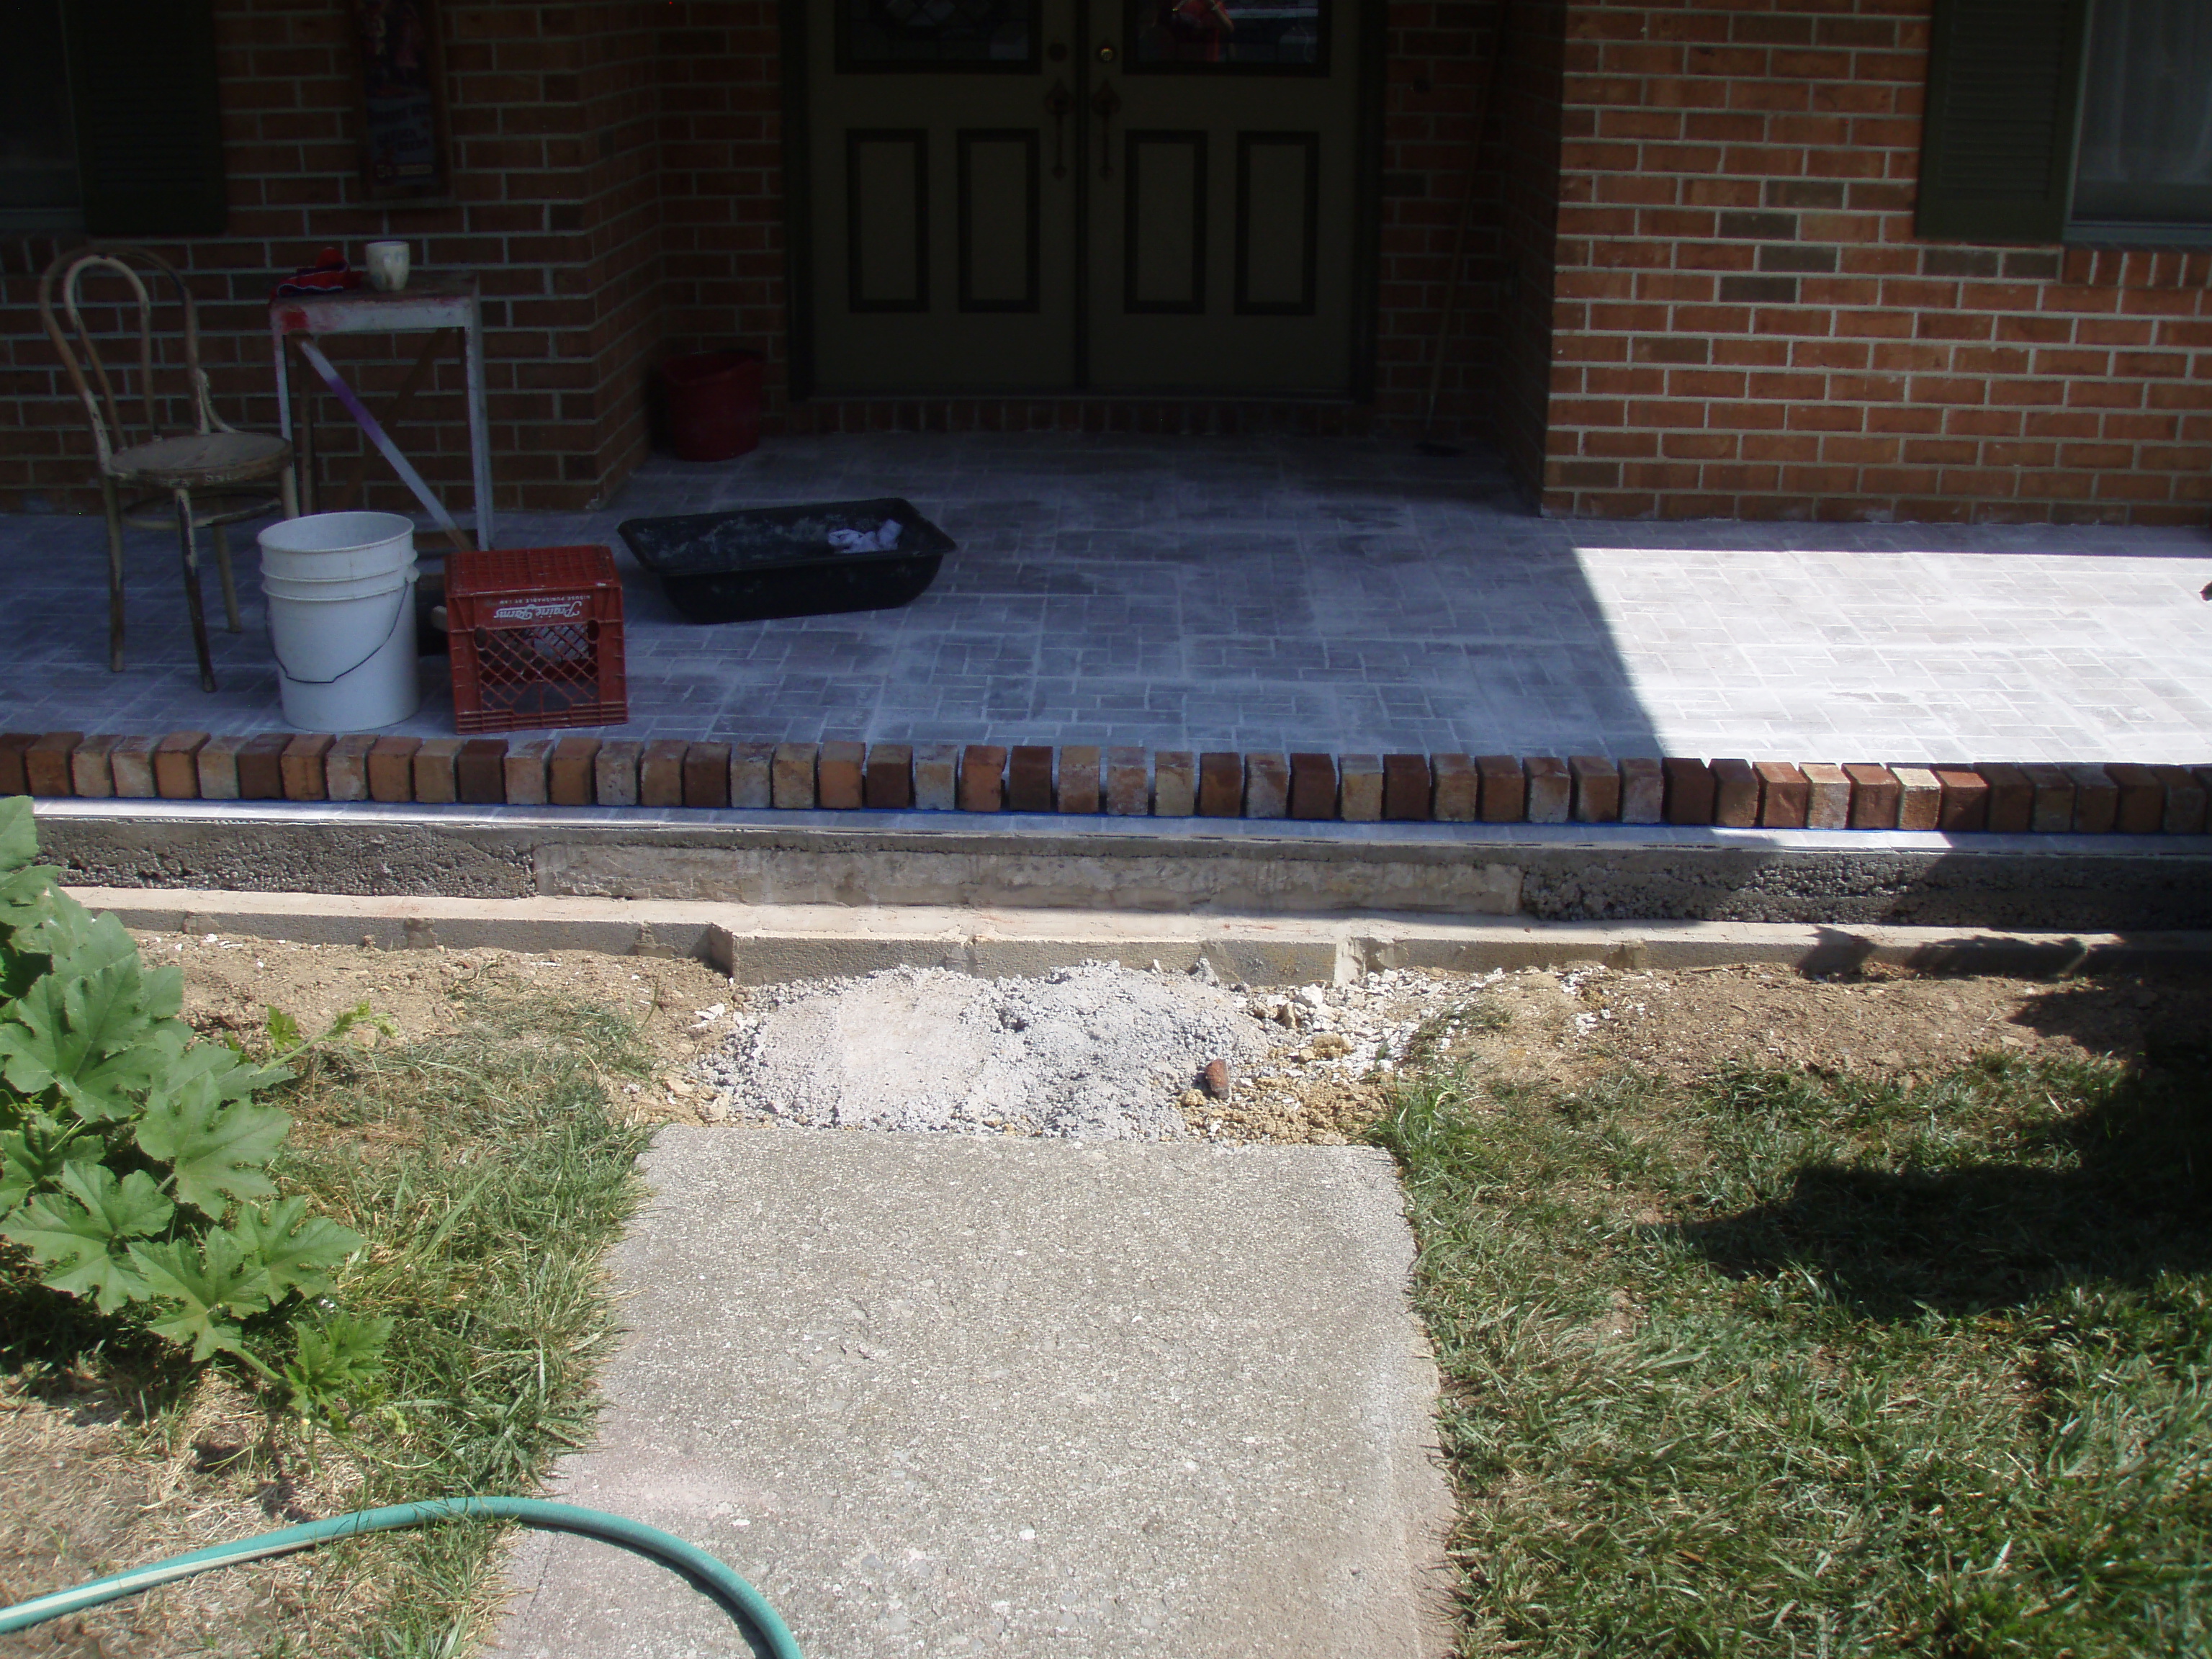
top-left (1541, 2), bottom-right (2212, 525)
top-left (1, 0), bottom-right (2203, 525)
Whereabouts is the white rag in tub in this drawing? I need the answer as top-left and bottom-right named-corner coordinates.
top-left (826, 519), bottom-right (904, 553)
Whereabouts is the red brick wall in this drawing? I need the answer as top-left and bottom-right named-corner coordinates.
top-left (1539, 0), bottom-right (2212, 524)
top-left (0, 0), bottom-right (653, 517)
top-left (0, 0), bottom-right (1550, 515)
top-left (1373, 1), bottom-right (1511, 441)
top-left (654, 1), bottom-right (791, 428)
top-left (575, 2), bottom-right (663, 498)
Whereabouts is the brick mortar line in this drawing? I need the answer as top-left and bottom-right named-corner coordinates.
top-left (4, 731), bottom-right (2208, 838)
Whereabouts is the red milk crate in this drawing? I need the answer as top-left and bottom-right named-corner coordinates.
top-left (446, 546), bottom-right (628, 733)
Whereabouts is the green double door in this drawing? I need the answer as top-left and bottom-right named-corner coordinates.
top-left (800, 0), bottom-right (1364, 395)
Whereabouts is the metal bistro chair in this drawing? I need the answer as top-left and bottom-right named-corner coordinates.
top-left (39, 244), bottom-right (298, 692)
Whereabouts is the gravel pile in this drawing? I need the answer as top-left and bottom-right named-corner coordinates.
top-left (690, 960), bottom-right (1272, 1139)
top-left (1240, 968), bottom-right (1506, 1078)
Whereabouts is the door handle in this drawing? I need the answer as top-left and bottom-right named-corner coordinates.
top-left (1092, 81), bottom-right (1121, 179)
top-left (1047, 79), bottom-right (1071, 179)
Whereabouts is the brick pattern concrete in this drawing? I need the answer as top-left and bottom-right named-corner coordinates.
top-left (1, 434), bottom-right (2207, 764)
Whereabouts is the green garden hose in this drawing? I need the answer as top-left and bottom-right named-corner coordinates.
top-left (0, 1496), bottom-right (801, 1657)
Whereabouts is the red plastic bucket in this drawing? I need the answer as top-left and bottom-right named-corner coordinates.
top-left (658, 349), bottom-right (763, 462)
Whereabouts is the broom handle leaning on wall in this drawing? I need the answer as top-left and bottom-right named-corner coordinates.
top-left (1422, 0), bottom-right (1517, 441)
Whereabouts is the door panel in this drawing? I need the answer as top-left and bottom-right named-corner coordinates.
top-left (848, 131), bottom-right (930, 310)
top-left (957, 130), bottom-right (1042, 310)
top-left (802, 0), bottom-right (1360, 395)
top-left (807, 0), bottom-right (1078, 392)
top-left (1234, 131), bottom-right (1318, 314)
top-left (1084, 0), bottom-right (1356, 391)
top-left (1124, 132), bottom-right (1207, 311)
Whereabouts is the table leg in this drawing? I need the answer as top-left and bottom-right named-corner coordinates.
top-left (464, 301), bottom-right (494, 549)
top-left (295, 338), bottom-right (319, 516)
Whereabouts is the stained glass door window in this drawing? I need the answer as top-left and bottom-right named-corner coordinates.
top-left (839, 0), bottom-right (1037, 71)
top-left (1126, 0), bottom-right (1326, 73)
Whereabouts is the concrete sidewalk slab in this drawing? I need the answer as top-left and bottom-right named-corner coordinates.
top-left (490, 1127), bottom-right (1451, 1658)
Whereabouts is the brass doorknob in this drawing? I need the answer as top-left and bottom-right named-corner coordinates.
top-left (1096, 40), bottom-right (1117, 61)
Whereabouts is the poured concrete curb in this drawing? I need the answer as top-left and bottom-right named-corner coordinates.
top-left (33, 797), bottom-right (2212, 931)
top-left (73, 886), bottom-right (2212, 984)
top-left (489, 1129), bottom-right (1455, 1659)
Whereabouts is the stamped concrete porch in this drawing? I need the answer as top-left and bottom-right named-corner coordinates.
top-left (2, 432), bottom-right (2208, 765)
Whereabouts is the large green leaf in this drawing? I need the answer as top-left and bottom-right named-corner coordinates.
top-left (134, 1065), bottom-right (290, 1218)
top-left (129, 1230), bottom-right (269, 1359)
top-left (1, 1162), bottom-right (172, 1313)
top-left (230, 1196), bottom-right (362, 1303)
top-left (0, 795), bottom-right (35, 876)
top-left (164, 1035), bottom-right (291, 1104)
top-left (0, 798), bottom-right (55, 938)
top-left (0, 1106), bottom-right (93, 1213)
top-left (0, 913), bottom-right (187, 1118)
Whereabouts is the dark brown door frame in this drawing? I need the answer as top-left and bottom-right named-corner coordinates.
top-left (780, 0), bottom-right (1384, 403)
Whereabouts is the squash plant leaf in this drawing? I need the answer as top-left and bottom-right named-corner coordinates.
top-left (0, 1107), bottom-right (91, 1213)
top-left (135, 1068), bottom-right (291, 1219)
top-left (0, 796), bottom-right (37, 878)
top-left (130, 1230), bottom-right (271, 1360)
top-left (0, 915), bottom-right (187, 1118)
top-left (0, 798), bottom-right (56, 938)
top-left (165, 1038), bottom-right (291, 1105)
top-left (1, 1163), bottom-right (172, 1313)
top-left (230, 1196), bottom-right (362, 1303)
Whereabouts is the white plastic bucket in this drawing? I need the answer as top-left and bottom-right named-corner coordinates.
top-left (256, 512), bottom-right (421, 731)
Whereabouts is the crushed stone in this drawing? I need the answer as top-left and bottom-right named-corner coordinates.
top-left (689, 960), bottom-right (1273, 1139)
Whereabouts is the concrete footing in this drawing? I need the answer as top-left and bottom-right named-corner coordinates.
top-left (31, 799), bottom-right (2212, 933)
top-left (76, 886), bottom-right (2212, 986)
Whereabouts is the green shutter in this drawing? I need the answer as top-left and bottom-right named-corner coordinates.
top-left (64, 0), bottom-right (227, 237)
top-left (1917, 0), bottom-right (2090, 242)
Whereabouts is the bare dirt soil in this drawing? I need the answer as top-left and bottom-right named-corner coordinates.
top-left (140, 932), bottom-right (2212, 1144)
top-left (149, 931), bottom-right (733, 1069)
top-left (3, 932), bottom-right (2204, 1657)
top-left (1172, 958), bottom-right (2207, 1144)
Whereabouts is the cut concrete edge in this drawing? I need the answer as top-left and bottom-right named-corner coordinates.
top-left (34, 792), bottom-right (2212, 855)
top-left (72, 886), bottom-right (2212, 986)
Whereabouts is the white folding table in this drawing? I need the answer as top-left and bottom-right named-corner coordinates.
top-left (269, 276), bottom-right (495, 550)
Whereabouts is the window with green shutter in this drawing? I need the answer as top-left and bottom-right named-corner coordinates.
top-left (1919, 0), bottom-right (2212, 246)
top-left (1917, 0), bottom-right (2090, 242)
top-left (0, 0), bottom-right (227, 235)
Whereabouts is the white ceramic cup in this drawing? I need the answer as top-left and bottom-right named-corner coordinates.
top-left (364, 240), bottom-right (410, 293)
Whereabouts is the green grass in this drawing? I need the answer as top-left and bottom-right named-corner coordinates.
top-left (1373, 1026), bottom-right (2212, 1658)
top-left (1, 989), bottom-right (655, 1658)
top-left (265, 991), bottom-right (655, 1656)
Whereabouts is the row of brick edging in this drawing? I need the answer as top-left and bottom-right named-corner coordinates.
top-left (10, 730), bottom-right (2212, 837)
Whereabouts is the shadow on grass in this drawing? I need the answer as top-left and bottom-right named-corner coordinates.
top-left (1674, 1040), bottom-right (2212, 1319)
